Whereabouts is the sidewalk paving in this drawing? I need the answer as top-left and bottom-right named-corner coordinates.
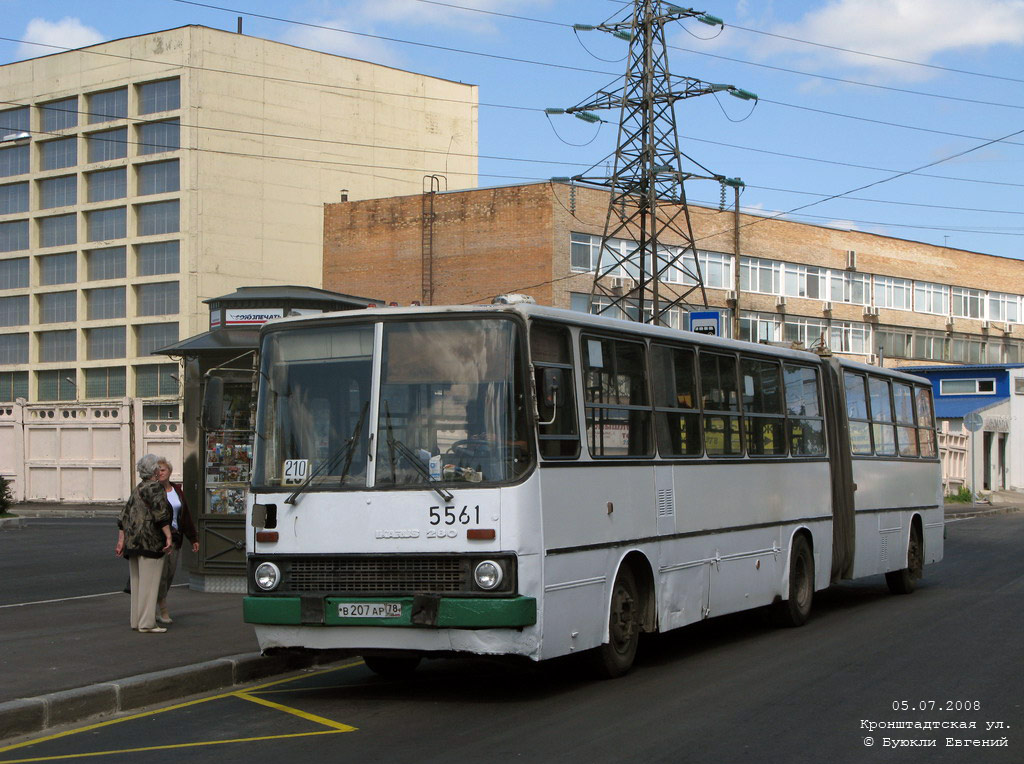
top-left (2, 497), bottom-right (1022, 742)
top-left (0, 503), bottom-right (338, 742)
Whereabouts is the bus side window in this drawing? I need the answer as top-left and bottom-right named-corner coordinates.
top-left (893, 382), bottom-right (919, 457)
top-left (843, 371), bottom-right (872, 455)
top-left (740, 357), bottom-right (785, 456)
top-left (651, 343), bottom-right (701, 457)
top-left (530, 322), bottom-right (579, 459)
top-left (700, 352), bottom-right (741, 456)
top-left (582, 335), bottom-right (653, 458)
top-left (783, 365), bottom-right (825, 456)
top-left (915, 386), bottom-right (938, 458)
top-left (869, 376), bottom-right (896, 456)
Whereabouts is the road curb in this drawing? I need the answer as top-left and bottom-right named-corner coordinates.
top-left (945, 505), bottom-right (1024, 520)
top-left (0, 516), bottom-right (27, 529)
top-left (0, 651), bottom-right (329, 743)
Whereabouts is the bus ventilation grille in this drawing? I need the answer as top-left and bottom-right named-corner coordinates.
top-left (657, 489), bottom-right (675, 517)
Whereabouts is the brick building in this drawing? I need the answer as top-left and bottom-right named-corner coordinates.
top-left (323, 181), bottom-right (1024, 369)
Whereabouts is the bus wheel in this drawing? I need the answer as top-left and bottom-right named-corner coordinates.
top-left (591, 565), bottom-right (640, 679)
top-left (363, 655), bottom-right (422, 677)
top-left (775, 535), bottom-right (814, 628)
top-left (886, 524), bottom-right (923, 595)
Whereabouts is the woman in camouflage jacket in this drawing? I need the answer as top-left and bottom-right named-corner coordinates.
top-left (116, 454), bottom-right (173, 633)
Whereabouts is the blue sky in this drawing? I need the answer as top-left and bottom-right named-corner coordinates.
top-left (3, 0), bottom-right (1023, 261)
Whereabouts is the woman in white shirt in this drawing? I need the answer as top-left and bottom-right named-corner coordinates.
top-left (154, 458), bottom-right (199, 624)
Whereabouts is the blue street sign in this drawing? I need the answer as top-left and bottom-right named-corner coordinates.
top-left (688, 311), bottom-right (721, 336)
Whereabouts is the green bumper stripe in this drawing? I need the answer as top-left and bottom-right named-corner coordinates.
top-left (244, 595), bottom-right (536, 628)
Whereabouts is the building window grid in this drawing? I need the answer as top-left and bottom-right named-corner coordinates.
top-left (87, 128), bottom-right (128, 163)
top-left (829, 271), bottom-right (870, 306)
top-left (0, 145), bottom-right (29, 178)
top-left (39, 175), bottom-right (77, 209)
top-left (137, 160), bottom-right (179, 196)
top-left (38, 330), bottom-right (76, 362)
top-left (85, 366), bottom-right (126, 399)
top-left (0, 182), bottom-right (29, 215)
top-left (40, 138), bottom-right (77, 171)
top-left (39, 214), bottom-right (77, 248)
top-left (873, 276), bottom-right (913, 311)
top-left (138, 120), bottom-right (180, 155)
top-left (87, 326), bottom-right (126, 360)
top-left (0, 107), bottom-right (29, 134)
top-left (135, 362), bottom-right (178, 397)
top-left (40, 97), bottom-right (78, 132)
top-left (86, 286), bottom-right (126, 320)
top-left (87, 168), bottom-right (127, 203)
top-left (914, 281), bottom-right (950, 316)
top-left (87, 247), bottom-right (127, 281)
top-left (37, 369), bottom-right (77, 401)
top-left (952, 287), bottom-right (985, 319)
top-left (0, 258), bottom-right (29, 290)
top-left (0, 332), bottom-right (29, 364)
top-left (0, 370), bottom-right (29, 401)
top-left (138, 79), bottom-right (181, 115)
top-left (87, 207), bottom-right (127, 242)
top-left (740, 257), bottom-right (782, 295)
top-left (39, 252), bottom-right (77, 285)
top-left (0, 219), bottom-right (29, 252)
top-left (136, 322), bottom-right (178, 356)
top-left (137, 282), bottom-right (179, 317)
top-left (782, 263), bottom-right (824, 300)
top-left (137, 241), bottom-right (179, 276)
top-left (0, 295), bottom-right (29, 327)
top-left (39, 291), bottom-right (77, 324)
top-left (137, 200), bottom-right (179, 236)
top-left (739, 311), bottom-right (781, 343)
top-left (87, 88), bottom-right (128, 124)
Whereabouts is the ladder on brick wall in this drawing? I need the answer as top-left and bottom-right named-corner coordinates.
top-left (421, 175), bottom-right (445, 305)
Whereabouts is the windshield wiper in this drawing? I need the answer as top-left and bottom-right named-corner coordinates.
top-left (284, 401), bottom-right (369, 505)
top-left (384, 402), bottom-right (454, 502)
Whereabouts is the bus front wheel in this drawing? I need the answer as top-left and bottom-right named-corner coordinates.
top-left (886, 524), bottom-right (923, 595)
top-left (775, 535), bottom-right (814, 628)
top-left (591, 565), bottom-right (641, 679)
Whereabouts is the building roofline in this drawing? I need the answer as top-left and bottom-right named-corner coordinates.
top-left (0, 24), bottom-right (477, 89)
top-left (327, 180), bottom-right (1016, 266)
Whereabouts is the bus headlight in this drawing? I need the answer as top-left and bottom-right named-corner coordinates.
top-left (255, 562), bottom-right (281, 591)
top-left (474, 560), bottom-right (504, 591)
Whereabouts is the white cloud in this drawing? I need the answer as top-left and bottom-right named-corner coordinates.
top-left (17, 18), bottom-right (104, 60)
top-left (758, 0), bottom-right (1024, 82)
top-left (282, 17), bottom-right (404, 67)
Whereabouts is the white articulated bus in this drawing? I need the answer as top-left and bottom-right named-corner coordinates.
top-left (239, 301), bottom-right (943, 677)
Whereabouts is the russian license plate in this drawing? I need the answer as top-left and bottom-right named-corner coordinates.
top-left (337, 602), bottom-right (402, 618)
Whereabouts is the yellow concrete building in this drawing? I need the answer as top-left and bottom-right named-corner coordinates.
top-left (0, 25), bottom-right (478, 501)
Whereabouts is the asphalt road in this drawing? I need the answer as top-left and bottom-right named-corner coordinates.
top-left (0, 517), bottom-right (125, 605)
top-left (2, 513), bottom-right (1022, 764)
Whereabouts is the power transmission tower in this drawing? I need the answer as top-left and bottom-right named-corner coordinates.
top-left (557, 2), bottom-right (752, 326)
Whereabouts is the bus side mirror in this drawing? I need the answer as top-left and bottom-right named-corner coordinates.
top-left (202, 376), bottom-right (224, 430)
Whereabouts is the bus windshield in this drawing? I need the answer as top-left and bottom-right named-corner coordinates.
top-left (253, 316), bottom-right (530, 491)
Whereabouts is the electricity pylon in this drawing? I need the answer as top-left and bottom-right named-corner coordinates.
top-left (555, 2), bottom-right (752, 326)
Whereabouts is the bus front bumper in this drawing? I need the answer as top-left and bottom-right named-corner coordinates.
top-left (244, 595), bottom-right (537, 629)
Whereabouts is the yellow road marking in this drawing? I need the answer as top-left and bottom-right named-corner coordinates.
top-left (0, 661), bottom-right (363, 757)
top-left (0, 730), bottom-right (345, 763)
top-left (234, 692), bottom-right (357, 731)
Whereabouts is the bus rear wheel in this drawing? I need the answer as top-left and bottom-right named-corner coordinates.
top-left (591, 565), bottom-right (641, 679)
top-left (775, 535), bottom-right (814, 628)
top-left (886, 524), bottom-right (923, 595)
top-left (363, 655), bottom-right (422, 677)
